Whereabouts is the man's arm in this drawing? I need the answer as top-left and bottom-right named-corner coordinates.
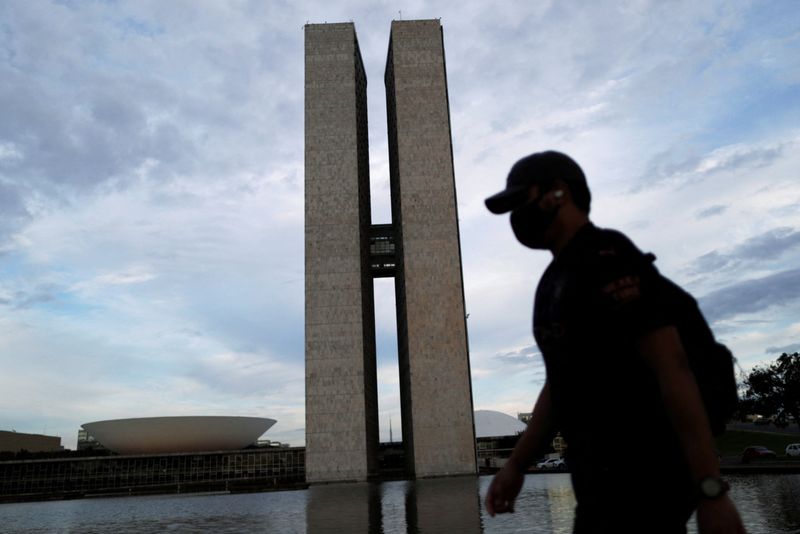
top-left (504, 381), bottom-right (556, 473)
top-left (485, 381), bottom-right (556, 516)
top-left (638, 326), bottom-right (745, 534)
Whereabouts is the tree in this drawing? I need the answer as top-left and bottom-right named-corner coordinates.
top-left (744, 352), bottom-right (800, 431)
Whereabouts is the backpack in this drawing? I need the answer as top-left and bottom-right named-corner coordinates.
top-left (645, 253), bottom-right (739, 436)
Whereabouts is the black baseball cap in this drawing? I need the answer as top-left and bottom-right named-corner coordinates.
top-left (485, 151), bottom-right (590, 214)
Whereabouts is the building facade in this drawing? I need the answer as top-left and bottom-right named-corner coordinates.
top-left (0, 448), bottom-right (304, 501)
top-left (305, 20), bottom-right (475, 483)
top-left (0, 431), bottom-right (61, 454)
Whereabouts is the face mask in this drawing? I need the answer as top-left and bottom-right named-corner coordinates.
top-left (510, 200), bottom-right (559, 249)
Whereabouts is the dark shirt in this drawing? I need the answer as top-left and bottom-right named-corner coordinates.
top-left (533, 223), bottom-right (688, 480)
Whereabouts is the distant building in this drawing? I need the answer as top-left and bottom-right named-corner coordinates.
top-left (256, 438), bottom-right (288, 448)
top-left (552, 433), bottom-right (568, 455)
top-left (76, 429), bottom-right (106, 452)
top-left (0, 430), bottom-right (61, 453)
top-left (518, 412), bottom-right (533, 424)
top-left (80, 416), bottom-right (275, 455)
top-left (1, 447), bottom-right (305, 501)
top-left (474, 411), bottom-right (527, 470)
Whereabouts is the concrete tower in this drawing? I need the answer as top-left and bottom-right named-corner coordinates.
top-left (304, 23), bottom-right (378, 484)
top-left (385, 20), bottom-right (476, 478)
top-left (305, 20), bottom-right (475, 484)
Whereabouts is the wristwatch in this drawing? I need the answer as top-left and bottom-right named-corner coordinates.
top-left (698, 476), bottom-right (730, 499)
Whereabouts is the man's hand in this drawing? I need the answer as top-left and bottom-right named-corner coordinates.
top-left (485, 382), bottom-right (554, 517)
top-left (484, 462), bottom-right (525, 517)
top-left (697, 495), bottom-right (746, 533)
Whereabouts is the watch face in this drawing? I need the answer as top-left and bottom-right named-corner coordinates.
top-left (700, 477), bottom-right (723, 497)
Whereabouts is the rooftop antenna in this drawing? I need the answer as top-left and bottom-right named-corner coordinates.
top-left (389, 417), bottom-right (393, 443)
top-left (398, 10), bottom-right (402, 20)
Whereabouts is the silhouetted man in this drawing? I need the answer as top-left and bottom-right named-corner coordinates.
top-left (483, 151), bottom-right (745, 533)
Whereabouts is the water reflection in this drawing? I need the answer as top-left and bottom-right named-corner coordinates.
top-left (479, 474), bottom-right (576, 534)
top-left (305, 474), bottom-right (577, 533)
top-left (304, 473), bottom-right (800, 534)
top-left (405, 477), bottom-right (483, 533)
top-left (306, 476), bottom-right (483, 533)
top-left (306, 482), bottom-right (382, 533)
top-left (0, 473), bottom-right (798, 533)
top-left (687, 474), bottom-right (800, 534)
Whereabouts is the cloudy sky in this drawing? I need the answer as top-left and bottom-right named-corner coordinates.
top-left (1, 1), bottom-right (798, 449)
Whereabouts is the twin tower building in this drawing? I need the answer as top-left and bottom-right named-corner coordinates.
top-left (304, 20), bottom-right (476, 483)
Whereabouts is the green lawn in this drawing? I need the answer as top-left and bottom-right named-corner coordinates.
top-left (715, 429), bottom-right (799, 458)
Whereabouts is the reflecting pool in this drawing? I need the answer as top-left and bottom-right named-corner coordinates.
top-left (2, 473), bottom-right (798, 533)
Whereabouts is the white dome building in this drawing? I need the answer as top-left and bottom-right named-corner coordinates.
top-left (474, 410), bottom-right (527, 438)
top-left (81, 416), bottom-right (276, 455)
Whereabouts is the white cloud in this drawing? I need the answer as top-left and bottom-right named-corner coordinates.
top-left (79, 268), bottom-right (157, 288)
top-left (0, 142), bottom-right (23, 162)
top-left (377, 363), bottom-right (400, 387)
top-left (0, 0), bottom-right (798, 448)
